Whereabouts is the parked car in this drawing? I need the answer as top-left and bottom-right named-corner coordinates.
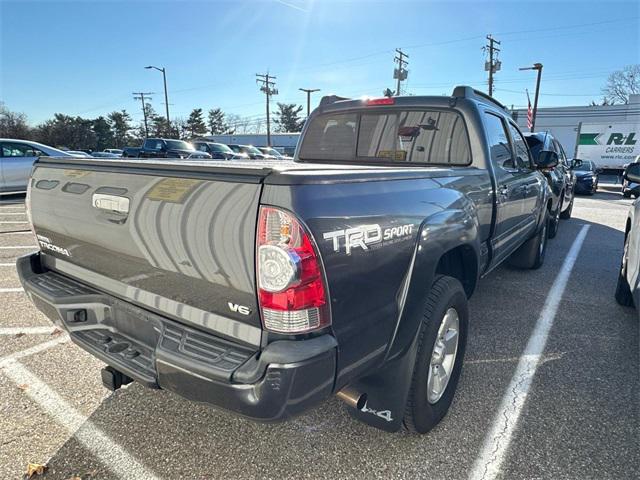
top-left (622, 155), bottom-right (640, 198)
top-left (0, 139), bottom-right (77, 194)
top-left (187, 151), bottom-right (212, 160)
top-left (524, 131), bottom-right (576, 237)
top-left (103, 149), bottom-right (123, 156)
top-left (192, 141), bottom-right (239, 160)
top-left (121, 147), bottom-right (141, 158)
top-left (138, 138), bottom-right (197, 159)
top-left (615, 162), bottom-right (640, 313)
top-left (573, 160), bottom-right (600, 195)
top-left (65, 150), bottom-right (92, 157)
top-left (258, 147), bottom-right (291, 159)
top-left (227, 144), bottom-right (266, 159)
top-left (19, 86), bottom-right (554, 434)
top-left (91, 151), bottom-right (121, 158)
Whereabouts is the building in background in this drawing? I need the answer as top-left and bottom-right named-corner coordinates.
top-left (204, 133), bottom-right (300, 156)
top-left (512, 94), bottom-right (640, 157)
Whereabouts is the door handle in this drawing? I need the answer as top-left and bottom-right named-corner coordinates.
top-left (499, 185), bottom-right (509, 197)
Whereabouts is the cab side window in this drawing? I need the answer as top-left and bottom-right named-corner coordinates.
top-left (484, 113), bottom-right (516, 173)
top-left (1, 142), bottom-right (42, 157)
top-left (508, 123), bottom-right (533, 170)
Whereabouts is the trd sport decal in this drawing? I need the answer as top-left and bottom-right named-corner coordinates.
top-left (323, 223), bottom-right (415, 255)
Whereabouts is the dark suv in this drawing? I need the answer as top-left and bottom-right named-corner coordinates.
top-left (524, 132), bottom-right (576, 237)
top-left (192, 141), bottom-right (239, 160)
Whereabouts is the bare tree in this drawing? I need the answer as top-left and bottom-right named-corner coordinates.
top-left (0, 102), bottom-right (31, 139)
top-left (602, 64), bottom-right (640, 105)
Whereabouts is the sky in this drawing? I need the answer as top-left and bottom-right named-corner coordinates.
top-left (0, 0), bottom-right (638, 128)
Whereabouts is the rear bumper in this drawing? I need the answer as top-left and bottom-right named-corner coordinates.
top-left (17, 253), bottom-right (337, 422)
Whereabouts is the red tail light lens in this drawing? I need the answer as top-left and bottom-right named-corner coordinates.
top-left (257, 206), bottom-right (329, 333)
top-left (366, 97), bottom-right (395, 106)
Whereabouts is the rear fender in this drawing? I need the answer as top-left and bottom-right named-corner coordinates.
top-left (343, 205), bottom-right (480, 431)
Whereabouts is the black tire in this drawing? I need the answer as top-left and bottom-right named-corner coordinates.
top-left (615, 234), bottom-right (635, 307)
top-left (560, 194), bottom-right (573, 219)
top-left (623, 191), bottom-right (631, 198)
top-left (508, 211), bottom-right (549, 270)
top-left (403, 275), bottom-right (468, 434)
top-left (548, 196), bottom-right (562, 239)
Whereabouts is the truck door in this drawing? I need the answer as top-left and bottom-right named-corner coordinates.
top-left (484, 112), bottom-right (530, 265)
top-left (507, 121), bottom-right (544, 232)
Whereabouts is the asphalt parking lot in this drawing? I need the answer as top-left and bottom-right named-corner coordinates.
top-left (1, 185), bottom-right (638, 480)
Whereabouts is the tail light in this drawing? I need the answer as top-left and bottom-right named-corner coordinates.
top-left (257, 206), bottom-right (329, 334)
top-left (25, 178), bottom-right (37, 241)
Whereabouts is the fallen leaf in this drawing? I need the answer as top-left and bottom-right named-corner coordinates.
top-left (17, 384), bottom-right (28, 391)
top-left (51, 328), bottom-right (63, 336)
top-left (23, 463), bottom-right (47, 479)
top-left (15, 332), bottom-right (25, 338)
top-left (66, 476), bottom-right (81, 480)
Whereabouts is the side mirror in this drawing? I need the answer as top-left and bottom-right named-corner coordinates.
top-left (570, 159), bottom-right (583, 169)
top-left (536, 150), bottom-right (559, 169)
top-left (624, 163), bottom-right (640, 183)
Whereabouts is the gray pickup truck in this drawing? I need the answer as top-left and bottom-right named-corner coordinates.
top-left (18, 87), bottom-right (556, 433)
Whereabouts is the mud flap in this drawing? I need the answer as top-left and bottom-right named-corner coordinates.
top-left (344, 335), bottom-right (421, 432)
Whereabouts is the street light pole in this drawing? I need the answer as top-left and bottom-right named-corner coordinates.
top-left (299, 88), bottom-right (320, 118)
top-left (145, 65), bottom-right (171, 135)
top-left (519, 63), bottom-right (543, 132)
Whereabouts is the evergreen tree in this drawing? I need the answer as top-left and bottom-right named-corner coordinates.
top-left (186, 108), bottom-right (207, 138)
top-left (108, 110), bottom-right (132, 147)
top-left (93, 116), bottom-right (114, 151)
top-left (207, 108), bottom-right (232, 135)
top-left (273, 103), bottom-right (304, 133)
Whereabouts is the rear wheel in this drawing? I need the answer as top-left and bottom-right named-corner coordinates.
top-left (615, 234), bottom-right (635, 307)
top-left (403, 275), bottom-right (468, 434)
top-left (508, 211), bottom-right (549, 270)
top-left (548, 196), bottom-right (562, 239)
top-left (560, 193), bottom-right (573, 219)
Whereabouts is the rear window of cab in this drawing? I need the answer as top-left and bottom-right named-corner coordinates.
top-left (299, 109), bottom-right (471, 166)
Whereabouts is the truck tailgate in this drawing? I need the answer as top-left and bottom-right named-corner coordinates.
top-left (29, 159), bottom-right (267, 346)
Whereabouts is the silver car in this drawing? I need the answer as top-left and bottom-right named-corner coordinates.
top-left (0, 139), bottom-right (77, 194)
top-left (616, 162), bottom-right (640, 317)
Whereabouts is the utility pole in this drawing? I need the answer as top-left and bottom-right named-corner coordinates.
top-left (256, 73), bottom-right (278, 146)
top-left (393, 48), bottom-right (409, 96)
top-left (299, 88), bottom-right (320, 118)
top-left (484, 35), bottom-right (501, 97)
top-left (133, 92), bottom-right (153, 138)
top-left (519, 63), bottom-right (543, 132)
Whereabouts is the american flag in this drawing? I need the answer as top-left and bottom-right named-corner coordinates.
top-left (526, 89), bottom-right (533, 130)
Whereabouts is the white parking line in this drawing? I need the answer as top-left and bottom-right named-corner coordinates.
top-left (469, 225), bottom-right (590, 480)
top-left (0, 287), bottom-right (23, 293)
top-left (1, 231), bottom-right (33, 235)
top-left (0, 336), bottom-right (69, 366)
top-left (0, 245), bottom-right (36, 249)
top-left (0, 212), bottom-right (26, 215)
top-left (0, 221), bottom-right (28, 224)
top-left (0, 262), bottom-right (16, 267)
top-left (1, 361), bottom-right (160, 479)
top-left (0, 326), bottom-right (59, 335)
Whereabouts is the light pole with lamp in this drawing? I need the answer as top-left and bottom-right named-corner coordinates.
top-left (519, 63), bottom-right (543, 132)
top-left (145, 65), bottom-right (171, 135)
